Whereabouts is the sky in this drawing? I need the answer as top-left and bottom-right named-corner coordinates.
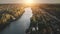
top-left (0, 0), bottom-right (60, 4)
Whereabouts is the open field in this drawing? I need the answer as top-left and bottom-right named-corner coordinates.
top-left (26, 4), bottom-right (60, 34)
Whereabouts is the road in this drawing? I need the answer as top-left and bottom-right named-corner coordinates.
top-left (0, 7), bottom-right (33, 34)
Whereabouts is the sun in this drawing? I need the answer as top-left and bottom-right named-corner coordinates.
top-left (26, 0), bottom-right (33, 3)
top-left (23, 0), bottom-right (34, 6)
top-left (24, 0), bottom-right (34, 4)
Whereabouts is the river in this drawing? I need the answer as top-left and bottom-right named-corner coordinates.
top-left (0, 7), bottom-right (33, 34)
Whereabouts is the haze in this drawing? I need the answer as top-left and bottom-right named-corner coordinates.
top-left (0, 0), bottom-right (60, 4)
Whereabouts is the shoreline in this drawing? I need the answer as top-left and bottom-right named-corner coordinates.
top-left (0, 10), bottom-right (25, 31)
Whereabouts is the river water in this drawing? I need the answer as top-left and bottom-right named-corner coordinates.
top-left (0, 7), bottom-right (33, 34)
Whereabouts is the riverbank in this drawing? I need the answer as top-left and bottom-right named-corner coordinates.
top-left (26, 4), bottom-right (60, 34)
top-left (0, 4), bottom-right (25, 31)
top-left (0, 7), bottom-right (33, 34)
